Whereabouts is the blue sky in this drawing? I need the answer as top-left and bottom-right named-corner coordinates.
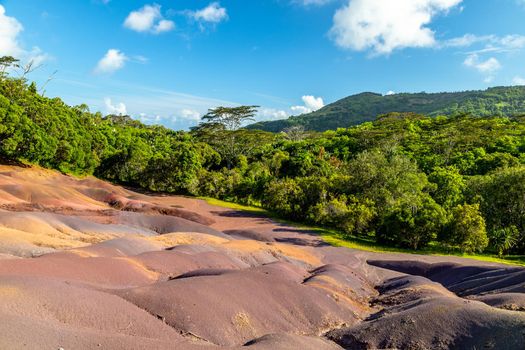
top-left (1, 0), bottom-right (525, 130)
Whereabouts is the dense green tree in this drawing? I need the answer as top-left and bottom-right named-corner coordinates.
top-left (308, 195), bottom-right (376, 236)
top-left (443, 204), bottom-right (488, 253)
top-left (428, 166), bottom-right (465, 208)
top-left (346, 149), bottom-right (432, 214)
top-left (262, 178), bottom-right (304, 219)
top-left (193, 106), bottom-right (260, 169)
top-left (467, 167), bottom-right (525, 253)
top-left (376, 195), bottom-right (446, 250)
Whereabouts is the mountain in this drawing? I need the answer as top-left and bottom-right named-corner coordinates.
top-left (247, 86), bottom-right (525, 132)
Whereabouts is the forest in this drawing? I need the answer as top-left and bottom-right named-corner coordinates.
top-left (247, 87), bottom-right (525, 132)
top-left (2, 56), bottom-right (525, 258)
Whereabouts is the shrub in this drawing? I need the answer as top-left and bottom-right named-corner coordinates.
top-left (443, 203), bottom-right (488, 253)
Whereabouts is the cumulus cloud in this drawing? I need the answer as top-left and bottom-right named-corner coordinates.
top-left (513, 76), bottom-right (525, 85)
top-left (463, 54), bottom-right (501, 82)
top-left (94, 49), bottom-right (127, 74)
top-left (463, 54), bottom-right (501, 73)
top-left (0, 5), bottom-right (23, 57)
top-left (154, 19), bottom-right (175, 33)
top-left (303, 95), bottom-right (325, 110)
top-left (104, 98), bottom-right (127, 115)
top-left (291, 95), bottom-right (325, 115)
top-left (386, 90), bottom-right (396, 96)
top-left (330, 0), bottom-right (462, 55)
top-left (0, 5), bottom-right (49, 65)
top-left (291, 105), bottom-right (311, 115)
top-left (260, 108), bottom-right (289, 121)
top-left (190, 2), bottom-right (228, 23)
top-left (124, 4), bottom-right (175, 34)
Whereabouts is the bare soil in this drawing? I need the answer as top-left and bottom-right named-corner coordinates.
top-left (0, 165), bottom-right (524, 350)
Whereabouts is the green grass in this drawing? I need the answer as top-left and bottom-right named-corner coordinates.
top-left (323, 233), bottom-right (525, 266)
top-left (201, 197), bottom-right (525, 267)
top-left (198, 197), bottom-right (268, 214)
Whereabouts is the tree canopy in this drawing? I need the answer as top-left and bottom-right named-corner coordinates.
top-left (247, 87), bottom-right (525, 132)
top-left (2, 58), bottom-right (525, 257)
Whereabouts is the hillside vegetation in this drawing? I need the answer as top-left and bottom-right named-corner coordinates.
top-left (247, 87), bottom-right (525, 132)
top-left (2, 57), bottom-right (525, 259)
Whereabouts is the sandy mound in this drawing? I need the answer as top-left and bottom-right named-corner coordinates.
top-left (223, 229), bottom-right (276, 242)
top-left (327, 274), bottom-right (525, 350)
top-left (116, 262), bottom-right (367, 346)
top-left (471, 293), bottom-right (525, 311)
top-left (0, 165), bottom-right (524, 349)
top-left (0, 252), bottom-right (159, 288)
top-left (368, 259), bottom-right (525, 295)
top-left (240, 333), bottom-right (344, 349)
top-left (0, 275), bottom-right (192, 350)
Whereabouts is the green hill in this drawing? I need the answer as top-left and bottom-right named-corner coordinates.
top-left (247, 86), bottom-right (525, 132)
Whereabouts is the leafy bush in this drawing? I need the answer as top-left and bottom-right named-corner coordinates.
top-left (443, 204), bottom-right (488, 253)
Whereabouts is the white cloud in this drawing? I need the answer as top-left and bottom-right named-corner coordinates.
top-left (463, 54), bottom-right (501, 74)
top-left (154, 19), bottom-right (175, 33)
top-left (444, 34), bottom-right (525, 54)
top-left (0, 5), bottom-right (49, 65)
top-left (137, 113), bottom-right (163, 124)
top-left (260, 108), bottom-right (289, 121)
top-left (303, 95), bottom-right (325, 110)
top-left (498, 35), bottom-right (525, 50)
top-left (136, 109), bottom-right (200, 126)
top-left (180, 109), bottom-right (201, 121)
top-left (443, 34), bottom-right (489, 48)
top-left (386, 90), bottom-right (396, 96)
top-left (94, 49), bottom-right (127, 74)
top-left (124, 4), bottom-right (175, 34)
top-left (330, 0), bottom-right (462, 55)
top-left (191, 2), bottom-right (228, 23)
top-left (291, 95), bottom-right (325, 115)
top-left (0, 5), bottom-right (23, 57)
top-left (104, 98), bottom-right (127, 115)
top-left (291, 105), bottom-right (311, 115)
top-left (132, 55), bottom-right (149, 64)
top-left (124, 5), bottom-right (160, 32)
top-left (463, 54), bottom-right (501, 82)
top-left (513, 76), bottom-right (525, 85)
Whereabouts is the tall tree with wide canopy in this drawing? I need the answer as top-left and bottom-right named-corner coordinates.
top-left (193, 105), bottom-right (261, 169)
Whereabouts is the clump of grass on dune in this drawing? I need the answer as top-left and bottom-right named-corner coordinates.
top-left (201, 197), bottom-right (525, 267)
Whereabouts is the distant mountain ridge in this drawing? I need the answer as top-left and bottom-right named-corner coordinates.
top-left (247, 86), bottom-right (525, 132)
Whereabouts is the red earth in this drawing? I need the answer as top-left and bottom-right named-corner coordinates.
top-left (0, 165), bottom-right (524, 350)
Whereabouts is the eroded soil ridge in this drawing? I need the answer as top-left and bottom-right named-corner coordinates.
top-left (0, 165), bottom-right (524, 350)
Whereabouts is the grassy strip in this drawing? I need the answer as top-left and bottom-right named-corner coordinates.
top-left (323, 233), bottom-right (525, 266)
top-left (201, 197), bottom-right (525, 267)
top-left (199, 197), bottom-right (268, 214)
